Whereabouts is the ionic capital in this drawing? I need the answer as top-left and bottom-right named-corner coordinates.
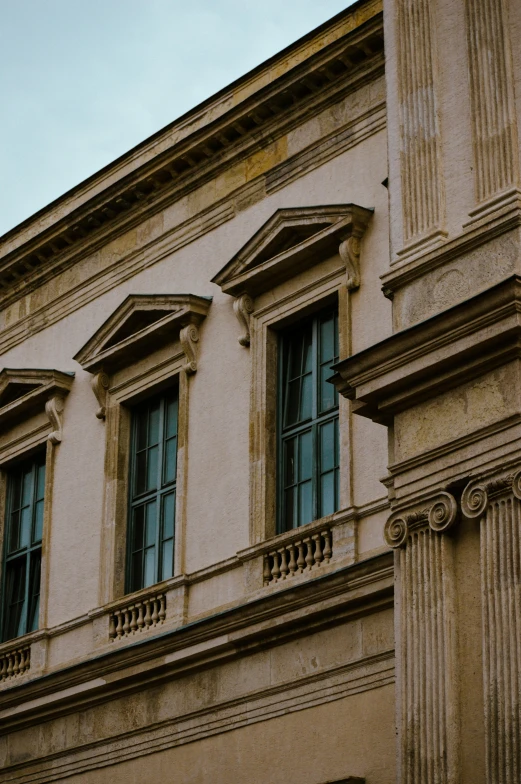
top-left (461, 468), bottom-right (521, 518)
top-left (384, 491), bottom-right (458, 549)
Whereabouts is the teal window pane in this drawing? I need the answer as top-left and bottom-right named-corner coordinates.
top-left (2, 455), bottom-right (45, 641)
top-left (128, 388), bottom-right (179, 592)
top-left (299, 430), bottom-right (313, 481)
top-left (146, 445), bottom-right (159, 492)
top-left (299, 481), bottom-right (313, 526)
top-left (145, 501), bottom-right (157, 547)
top-left (161, 539), bottom-right (174, 581)
top-left (162, 492), bottom-right (176, 541)
top-left (278, 309), bottom-right (340, 533)
top-left (144, 547), bottom-right (156, 588)
top-left (163, 438), bottom-right (177, 485)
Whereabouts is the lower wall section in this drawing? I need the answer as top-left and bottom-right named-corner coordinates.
top-left (0, 609), bottom-right (395, 784)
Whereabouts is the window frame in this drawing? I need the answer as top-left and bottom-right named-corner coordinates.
top-left (126, 386), bottom-right (179, 594)
top-left (277, 308), bottom-right (340, 533)
top-left (1, 453), bottom-right (46, 642)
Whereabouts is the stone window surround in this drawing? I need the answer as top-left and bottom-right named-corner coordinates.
top-left (73, 293), bottom-right (211, 607)
top-left (0, 369), bottom-right (74, 664)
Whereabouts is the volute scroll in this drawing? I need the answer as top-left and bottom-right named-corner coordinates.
top-left (384, 491), bottom-right (458, 549)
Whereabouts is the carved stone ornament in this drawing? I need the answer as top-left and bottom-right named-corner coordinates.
top-left (91, 372), bottom-right (110, 420)
top-left (339, 235), bottom-right (361, 290)
top-left (384, 491), bottom-right (458, 548)
top-left (461, 468), bottom-right (521, 518)
top-left (0, 368), bottom-right (74, 442)
top-left (45, 394), bottom-right (66, 445)
top-left (212, 204), bottom-right (373, 300)
top-left (179, 323), bottom-right (200, 375)
top-left (233, 294), bottom-right (254, 347)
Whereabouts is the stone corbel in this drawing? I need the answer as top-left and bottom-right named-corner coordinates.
top-left (339, 235), bottom-right (362, 291)
top-left (384, 491), bottom-right (458, 548)
top-left (45, 394), bottom-right (67, 445)
top-left (233, 293), bottom-right (254, 347)
top-left (461, 468), bottom-right (521, 517)
top-left (179, 323), bottom-right (200, 375)
top-left (91, 371), bottom-right (110, 420)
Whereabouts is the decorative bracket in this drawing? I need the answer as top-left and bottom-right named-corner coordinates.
top-left (461, 468), bottom-right (521, 517)
top-left (384, 491), bottom-right (458, 548)
top-left (233, 294), bottom-right (254, 347)
top-left (339, 235), bottom-right (362, 291)
top-left (180, 324), bottom-right (200, 375)
top-left (91, 372), bottom-right (110, 420)
top-left (45, 394), bottom-right (66, 445)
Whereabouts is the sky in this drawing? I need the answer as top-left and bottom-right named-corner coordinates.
top-left (1, 0), bottom-right (356, 237)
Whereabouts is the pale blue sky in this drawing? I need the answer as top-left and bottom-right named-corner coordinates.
top-left (1, 1), bottom-right (356, 236)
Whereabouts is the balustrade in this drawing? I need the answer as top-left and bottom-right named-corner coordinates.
top-left (0, 644), bottom-right (30, 680)
top-left (109, 592), bottom-right (166, 641)
top-left (263, 528), bottom-right (333, 585)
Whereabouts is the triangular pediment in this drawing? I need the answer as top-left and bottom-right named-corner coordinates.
top-left (74, 294), bottom-right (212, 374)
top-left (0, 368), bottom-right (74, 430)
top-left (212, 204), bottom-right (373, 298)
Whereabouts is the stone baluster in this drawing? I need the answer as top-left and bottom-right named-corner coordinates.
top-left (144, 600), bottom-right (152, 628)
top-left (270, 551), bottom-right (281, 582)
top-left (158, 595), bottom-right (166, 624)
top-left (313, 533), bottom-right (323, 566)
top-left (304, 537), bottom-right (314, 570)
top-left (129, 606), bottom-right (138, 634)
top-left (287, 543), bottom-right (297, 576)
top-left (151, 598), bottom-right (159, 626)
top-left (0, 656), bottom-right (7, 680)
top-left (322, 530), bottom-right (332, 563)
top-left (296, 541), bottom-right (305, 573)
top-left (263, 555), bottom-right (272, 586)
top-left (278, 548), bottom-right (289, 579)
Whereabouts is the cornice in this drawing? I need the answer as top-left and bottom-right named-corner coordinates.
top-left (0, 552), bottom-right (393, 730)
top-left (0, 369), bottom-right (74, 440)
top-left (330, 274), bottom-right (521, 423)
top-left (0, 11), bottom-right (384, 311)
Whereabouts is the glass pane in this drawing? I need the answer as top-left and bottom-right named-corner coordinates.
top-left (299, 430), bottom-right (313, 481)
top-left (302, 330), bottom-right (313, 373)
top-left (289, 336), bottom-right (302, 379)
top-left (131, 505), bottom-right (145, 551)
top-left (163, 437), bottom-right (177, 485)
top-left (22, 469), bottom-right (33, 507)
top-left (161, 538), bottom-right (174, 581)
top-left (283, 486), bottom-right (296, 530)
top-left (320, 364), bottom-right (336, 412)
top-left (145, 501), bottom-right (157, 548)
top-left (33, 500), bottom-right (44, 543)
top-left (319, 315), bottom-right (335, 364)
top-left (20, 507), bottom-right (31, 549)
top-left (148, 404), bottom-right (160, 446)
top-left (166, 395), bottom-right (178, 438)
top-left (28, 552), bottom-right (41, 633)
top-left (146, 446), bottom-right (159, 492)
top-left (11, 473), bottom-right (22, 511)
top-left (36, 463), bottom-right (46, 502)
top-left (135, 451), bottom-right (147, 496)
top-left (299, 481), bottom-right (313, 526)
top-left (285, 379), bottom-right (300, 428)
top-left (320, 471), bottom-right (336, 518)
top-left (136, 409), bottom-right (148, 451)
top-left (320, 420), bottom-right (336, 473)
top-left (130, 551), bottom-right (143, 593)
top-left (283, 437), bottom-right (296, 487)
top-left (162, 492), bottom-right (176, 541)
top-left (3, 558), bottom-right (27, 641)
top-left (143, 547), bottom-right (156, 588)
top-left (300, 374), bottom-right (312, 421)
top-left (8, 511), bottom-right (20, 554)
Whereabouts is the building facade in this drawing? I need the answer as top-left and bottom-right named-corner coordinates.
top-left (0, 1), bottom-right (519, 782)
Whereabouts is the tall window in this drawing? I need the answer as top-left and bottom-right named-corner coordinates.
top-left (278, 309), bottom-right (339, 533)
top-left (127, 388), bottom-right (178, 593)
top-left (1, 454), bottom-right (45, 642)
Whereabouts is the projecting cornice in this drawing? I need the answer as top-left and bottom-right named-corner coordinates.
top-left (0, 368), bottom-right (74, 442)
top-left (0, 6), bottom-right (383, 311)
top-left (329, 274), bottom-right (521, 424)
top-left (74, 294), bottom-right (212, 377)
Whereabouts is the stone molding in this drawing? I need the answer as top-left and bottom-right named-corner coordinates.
top-left (461, 465), bottom-right (521, 784)
top-left (465, 0), bottom-right (519, 213)
top-left (0, 552), bottom-right (393, 730)
top-left (384, 491), bottom-right (458, 548)
top-left (395, 0), bottom-right (445, 254)
top-left (0, 98), bottom-right (386, 359)
top-left (0, 368), bottom-right (74, 444)
top-left (74, 293), bottom-right (211, 377)
top-left (330, 274), bottom-right (521, 424)
top-left (0, 10), bottom-right (384, 311)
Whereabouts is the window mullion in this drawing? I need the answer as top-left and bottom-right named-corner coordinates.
top-left (312, 315), bottom-right (319, 521)
top-left (155, 397), bottom-right (165, 583)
